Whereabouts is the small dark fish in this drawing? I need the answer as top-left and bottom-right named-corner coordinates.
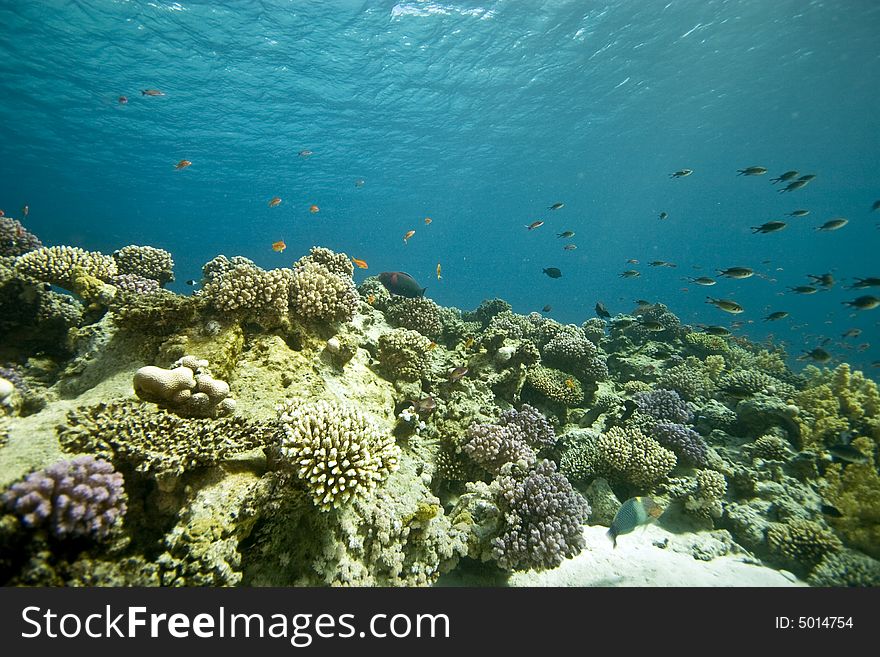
top-left (687, 276), bottom-right (717, 286)
top-left (626, 259), bottom-right (639, 264)
top-left (563, 244), bottom-right (577, 251)
top-left (354, 178), bottom-right (366, 187)
top-left (548, 202), bottom-right (565, 210)
top-left (771, 170), bottom-right (799, 184)
top-left (816, 218), bottom-right (848, 231)
top-left (542, 304), bottom-right (553, 313)
top-left (557, 231), bottom-right (575, 238)
top-left (649, 260), bottom-right (676, 268)
top-left (763, 311), bottom-right (789, 322)
top-left (658, 212), bottom-right (668, 220)
top-left (751, 221), bottom-right (787, 234)
top-left (848, 277), bottom-right (880, 289)
top-left (787, 209), bottom-right (810, 217)
top-left (718, 267), bottom-right (753, 279)
top-left (706, 297), bottom-right (743, 314)
top-left (619, 399), bottom-right (638, 422)
top-left (526, 220), bottom-right (545, 230)
top-left (827, 443), bottom-right (869, 465)
top-left (843, 295), bottom-right (880, 310)
top-left (595, 302), bottom-right (611, 319)
top-left (778, 179), bottom-right (809, 193)
top-left (635, 299), bottom-right (652, 308)
top-left (871, 200), bottom-right (880, 212)
top-left (607, 497), bottom-right (663, 548)
top-left (543, 267), bottom-right (562, 278)
top-left (799, 348), bottom-right (832, 363)
top-left (820, 504), bottom-right (843, 518)
top-left (871, 360), bottom-right (880, 368)
top-left (118, 95), bottom-right (128, 104)
top-left (378, 271), bottom-right (426, 298)
top-left (620, 270), bottom-right (640, 278)
top-left (408, 396), bottom-right (437, 416)
top-left (699, 325), bottom-right (732, 336)
top-left (141, 89), bottom-right (165, 96)
top-left (185, 279), bottom-right (198, 286)
top-left (789, 286), bottom-right (818, 295)
top-left (613, 317), bottom-right (636, 329)
top-left (797, 174), bottom-right (817, 182)
top-left (638, 320), bottom-right (664, 332)
top-left (737, 166), bottom-right (767, 176)
top-left (841, 328), bottom-right (862, 339)
top-left (807, 273), bottom-right (834, 288)
top-left (669, 169), bottom-right (693, 178)
top-left (447, 367), bottom-right (469, 383)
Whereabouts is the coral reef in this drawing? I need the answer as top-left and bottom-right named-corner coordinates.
top-left (767, 519), bottom-right (843, 574)
top-left (2, 455), bottom-right (125, 540)
top-left (0, 217), bottom-right (42, 256)
top-left (524, 365), bottom-right (584, 407)
top-left (633, 388), bottom-right (693, 424)
top-left (133, 356), bottom-right (235, 418)
top-left (289, 259), bottom-right (359, 324)
top-left (651, 422), bottom-right (709, 467)
top-left (385, 295), bottom-right (443, 340)
top-left (112, 245), bottom-right (175, 286)
top-left (276, 399), bottom-right (400, 510)
top-left (15, 246), bottom-right (117, 290)
top-left (376, 328), bottom-right (433, 382)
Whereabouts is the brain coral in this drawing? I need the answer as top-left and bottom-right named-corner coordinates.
top-left (277, 399), bottom-right (400, 510)
top-left (14, 246), bottom-right (117, 289)
top-left (490, 460), bottom-right (591, 571)
top-left (2, 455), bottom-right (126, 540)
top-left (112, 245), bottom-right (175, 285)
top-left (376, 328), bottom-right (433, 382)
top-left (289, 259), bottom-right (359, 323)
top-left (385, 295), bottom-right (443, 340)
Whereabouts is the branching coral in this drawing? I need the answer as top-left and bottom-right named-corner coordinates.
top-left (651, 422), bottom-right (709, 467)
top-left (0, 217), bottom-right (42, 256)
top-left (683, 469), bottom-right (727, 518)
top-left (385, 296), bottom-right (443, 339)
top-left (201, 262), bottom-right (291, 328)
top-left (112, 245), bottom-right (175, 285)
top-left (490, 460), bottom-right (590, 571)
top-left (289, 259), bottom-right (359, 323)
top-left (376, 328), bottom-right (433, 382)
top-left (3, 455), bottom-right (126, 540)
top-left (633, 388), bottom-right (693, 424)
top-left (525, 365), bottom-right (584, 406)
top-left (541, 328), bottom-right (608, 382)
top-left (767, 519), bottom-right (842, 572)
top-left (14, 246), bottom-right (117, 289)
top-left (277, 399), bottom-right (400, 511)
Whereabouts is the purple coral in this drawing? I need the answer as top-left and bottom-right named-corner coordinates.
top-left (0, 365), bottom-right (28, 392)
top-left (0, 217), bottom-right (42, 257)
top-left (2, 455), bottom-right (126, 540)
top-left (652, 422), bottom-right (709, 467)
top-left (499, 403), bottom-right (556, 449)
top-left (633, 388), bottom-right (693, 424)
top-left (463, 422), bottom-right (536, 474)
top-left (491, 460), bottom-right (591, 571)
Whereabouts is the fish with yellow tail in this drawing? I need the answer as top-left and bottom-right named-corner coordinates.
top-left (607, 496), bottom-right (663, 548)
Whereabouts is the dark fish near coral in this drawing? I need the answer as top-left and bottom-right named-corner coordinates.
top-left (620, 270), bottom-right (640, 278)
top-left (613, 317), bottom-right (636, 329)
top-left (543, 267), bottom-right (562, 278)
top-left (548, 202), bottom-right (565, 210)
top-left (638, 319), bottom-right (664, 332)
top-left (848, 277), bottom-right (880, 289)
top-left (763, 311), bottom-right (789, 322)
top-left (771, 170), bottom-right (799, 184)
top-left (778, 179), bottom-right (809, 193)
top-left (799, 348), bottom-right (832, 363)
top-left (619, 399), bottom-right (638, 423)
top-left (186, 279), bottom-right (198, 286)
top-left (789, 286), bottom-right (818, 295)
top-left (737, 166), bottom-right (767, 176)
top-left (827, 443), bottom-right (869, 465)
top-left (542, 305), bottom-right (552, 313)
top-left (447, 367), bottom-right (469, 383)
top-left (635, 300), bottom-right (652, 309)
top-left (706, 297), bottom-right (743, 314)
top-left (669, 169), bottom-right (693, 178)
top-left (699, 325), bottom-right (731, 336)
top-left (787, 209), bottom-right (810, 217)
top-left (595, 302), bottom-right (611, 319)
top-left (607, 497), bottom-right (663, 548)
top-left (843, 295), bottom-right (880, 310)
top-left (807, 273), bottom-right (834, 288)
top-left (751, 221), bottom-right (787, 234)
top-left (557, 231), bottom-right (575, 238)
top-left (378, 271), bottom-right (426, 298)
top-left (718, 267), bottom-right (753, 279)
top-left (407, 396), bottom-right (437, 416)
top-left (816, 218), bottom-right (848, 231)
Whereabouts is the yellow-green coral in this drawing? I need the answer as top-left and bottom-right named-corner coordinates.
top-left (767, 519), bottom-right (843, 571)
top-left (685, 332), bottom-right (729, 354)
top-left (796, 364), bottom-right (880, 447)
top-left (821, 436), bottom-right (880, 559)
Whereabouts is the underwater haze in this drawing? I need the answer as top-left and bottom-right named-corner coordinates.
top-left (2, 0), bottom-right (879, 372)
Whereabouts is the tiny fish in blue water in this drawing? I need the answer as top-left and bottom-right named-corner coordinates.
top-left (542, 267), bottom-right (562, 278)
top-left (669, 169), bottom-right (692, 178)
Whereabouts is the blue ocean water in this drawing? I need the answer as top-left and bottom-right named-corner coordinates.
top-left (1, 0), bottom-right (878, 372)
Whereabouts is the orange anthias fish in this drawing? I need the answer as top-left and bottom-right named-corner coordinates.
top-left (366, 293), bottom-right (376, 305)
top-left (175, 160), bottom-right (192, 170)
top-left (351, 258), bottom-right (368, 269)
top-left (565, 377), bottom-right (576, 390)
top-left (424, 217), bottom-right (432, 225)
top-left (272, 239), bottom-right (286, 253)
top-left (436, 263), bottom-right (442, 280)
top-left (309, 204), bottom-right (320, 214)
top-left (403, 230), bottom-right (415, 243)
top-left (268, 197), bottom-right (282, 207)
